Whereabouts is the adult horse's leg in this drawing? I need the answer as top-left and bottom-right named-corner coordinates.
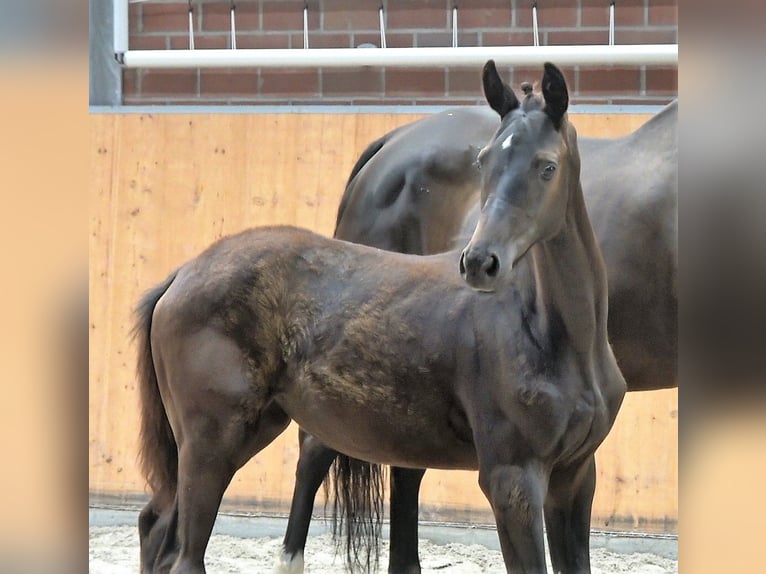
top-left (388, 467), bottom-right (426, 574)
top-left (544, 456), bottom-right (597, 574)
top-left (276, 431), bottom-right (339, 574)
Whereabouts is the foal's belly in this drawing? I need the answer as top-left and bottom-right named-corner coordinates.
top-left (276, 374), bottom-right (478, 470)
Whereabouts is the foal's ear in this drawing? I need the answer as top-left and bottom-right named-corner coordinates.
top-left (482, 60), bottom-right (519, 118)
top-left (542, 62), bottom-right (569, 130)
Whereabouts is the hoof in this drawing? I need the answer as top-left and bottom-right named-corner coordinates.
top-left (273, 551), bottom-right (304, 574)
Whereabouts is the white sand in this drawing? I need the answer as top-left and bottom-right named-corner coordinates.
top-left (89, 525), bottom-right (677, 573)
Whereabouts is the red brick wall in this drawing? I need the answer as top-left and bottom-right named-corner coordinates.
top-left (123, 0), bottom-right (677, 106)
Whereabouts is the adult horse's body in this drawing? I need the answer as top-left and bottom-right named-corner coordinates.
top-left (136, 62), bottom-right (626, 574)
top-left (281, 96), bottom-right (676, 572)
top-left (336, 100), bottom-right (678, 392)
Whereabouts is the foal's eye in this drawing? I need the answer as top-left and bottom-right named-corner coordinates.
top-left (541, 164), bottom-right (557, 181)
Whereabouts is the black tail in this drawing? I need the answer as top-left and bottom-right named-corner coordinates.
top-left (334, 128), bottom-right (402, 236)
top-left (133, 270), bottom-right (179, 506)
top-left (324, 455), bottom-right (387, 572)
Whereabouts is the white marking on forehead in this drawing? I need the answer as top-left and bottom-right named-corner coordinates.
top-left (501, 133), bottom-right (514, 150)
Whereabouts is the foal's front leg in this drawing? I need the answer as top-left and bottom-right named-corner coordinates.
top-left (478, 459), bottom-right (548, 573)
top-left (544, 456), bottom-right (596, 574)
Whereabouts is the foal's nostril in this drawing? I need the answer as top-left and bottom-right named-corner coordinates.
top-left (485, 254), bottom-right (500, 277)
top-left (459, 251), bottom-right (467, 276)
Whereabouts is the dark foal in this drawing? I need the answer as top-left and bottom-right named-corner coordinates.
top-left (283, 94), bottom-right (676, 574)
top-left (136, 61), bottom-right (626, 574)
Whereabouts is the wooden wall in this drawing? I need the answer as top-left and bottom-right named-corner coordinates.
top-left (89, 111), bottom-right (677, 533)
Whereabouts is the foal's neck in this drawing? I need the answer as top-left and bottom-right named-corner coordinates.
top-left (529, 178), bottom-right (608, 358)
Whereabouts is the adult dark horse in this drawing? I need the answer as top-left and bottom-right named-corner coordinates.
top-left (136, 62), bottom-right (626, 573)
top-left (281, 96), bottom-right (677, 571)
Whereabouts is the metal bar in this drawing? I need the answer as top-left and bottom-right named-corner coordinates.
top-left (121, 44), bottom-right (678, 69)
top-left (113, 0), bottom-right (129, 57)
top-left (379, 4), bottom-right (386, 49)
top-left (303, 2), bottom-right (309, 49)
top-left (609, 1), bottom-right (615, 46)
top-left (532, 2), bottom-right (539, 47)
top-left (188, 4), bottom-right (194, 50)
top-left (452, 5), bottom-right (458, 48)
top-left (230, 2), bottom-right (237, 49)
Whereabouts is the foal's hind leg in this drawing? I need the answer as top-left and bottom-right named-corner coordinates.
top-left (276, 430), bottom-right (339, 574)
top-left (388, 467), bottom-right (426, 574)
top-left (160, 333), bottom-right (291, 574)
top-left (544, 456), bottom-right (596, 574)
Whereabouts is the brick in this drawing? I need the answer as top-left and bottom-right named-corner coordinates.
top-left (645, 67), bottom-right (678, 95)
top-left (141, 70), bottom-right (198, 96)
top-left (169, 34), bottom-right (229, 50)
top-left (649, 2), bottom-right (678, 25)
top-left (379, 32), bottom-right (417, 48)
top-left (202, 2), bottom-right (260, 32)
top-left (200, 69), bottom-right (260, 96)
top-left (447, 68), bottom-right (484, 96)
top-left (129, 34), bottom-right (167, 51)
top-left (235, 33), bottom-right (291, 49)
top-left (259, 69), bottom-right (320, 96)
top-left (141, 3), bottom-right (189, 33)
top-left (387, 0), bottom-right (448, 29)
top-left (262, 1), bottom-right (316, 31)
top-left (615, 28), bottom-right (677, 44)
top-left (458, 1), bottom-right (513, 29)
top-left (614, 0), bottom-right (646, 27)
top-left (416, 32), bottom-right (479, 48)
top-left (546, 29), bottom-right (609, 46)
top-left (122, 69), bottom-right (139, 98)
top-left (353, 32), bottom-right (386, 48)
top-left (129, 3), bottom-right (141, 31)
top-left (481, 31), bottom-right (537, 47)
top-left (322, 68), bottom-right (384, 96)
top-left (580, 2), bottom-right (609, 27)
top-left (578, 67), bottom-right (641, 96)
top-left (299, 32), bottom-right (354, 48)
top-left (517, 3), bottom-right (578, 28)
top-left (385, 69), bottom-right (445, 96)
top-left (323, 0), bottom-right (381, 30)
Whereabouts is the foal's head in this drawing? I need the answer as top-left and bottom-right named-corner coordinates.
top-left (459, 61), bottom-right (577, 292)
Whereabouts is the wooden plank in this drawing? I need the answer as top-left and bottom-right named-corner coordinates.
top-left (89, 112), bottom-right (676, 532)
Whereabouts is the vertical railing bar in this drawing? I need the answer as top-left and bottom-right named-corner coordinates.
top-left (609, 1), bottom-right (615, 46)
top-left (303, 2), bottom-right (309, 49)
top-left (230, 2), bottom-right (237, 49)
top-left (532, 2), bottom-right (539, 47)
top-left (379, 4), bottom-right (387, 49)
top-left (188, 1), bottom-right (195, 50)
top-left (452, 4), bottom-right (458, 48)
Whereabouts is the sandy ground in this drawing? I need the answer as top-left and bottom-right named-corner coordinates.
top-left (89, 525), bottom-right (677, 573)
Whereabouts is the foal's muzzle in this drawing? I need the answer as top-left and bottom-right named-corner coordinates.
top-left (459, 247), bottom-right (500, 292)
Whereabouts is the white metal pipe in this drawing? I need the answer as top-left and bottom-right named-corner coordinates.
top-left (121, 44), bottom-right (678, 69)
top-left (452, 6), bottom-right (458, 48)
top-left (609, 2), bottom-right (615, 46)
top-left (303, 4), bottom-right (309, 49)
top-left (188, 7), bottom-right (195, 50)
top-left (532, 4), bottom-right (540, 47)
top-left (114, 0), bottom-right (129, 56)
top-left (230, 4), bottom-right (237, 49)
top-left (379, 6), bottom-right (386, 49)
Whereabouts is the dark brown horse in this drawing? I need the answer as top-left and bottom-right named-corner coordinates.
top-left (281, 98), bottom-right (677, 572)
top-left (136, 62), bottom-right (626, 574)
